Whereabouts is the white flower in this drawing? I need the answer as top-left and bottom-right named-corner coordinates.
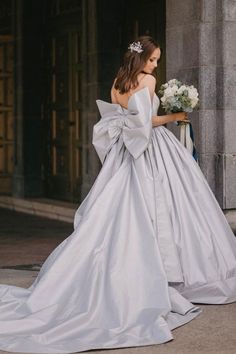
top-left (164, 85), bottom-right (178, 98)
top-left (177, 85), bottom-right (188, 94)
top-left (161, 96), bottom-right (167, 103)
top-left (190, 98), bottom-right (199, 108)
top-left (168, 79), bottom-right (178, 86)
top-left (187, 87), bottom-right (198, 100)
top-left (171, 84), bottom-right (179, 93)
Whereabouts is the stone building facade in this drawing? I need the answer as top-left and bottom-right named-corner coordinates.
top-left (167, 0), bottom-right (236, 210)
top-left (0, 0), bottom-right (235, 210)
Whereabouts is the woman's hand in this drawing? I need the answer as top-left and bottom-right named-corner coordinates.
top-left (172, 112), bottom-right (188, 122)
top-left (152, 112), bottom-right (189, 127)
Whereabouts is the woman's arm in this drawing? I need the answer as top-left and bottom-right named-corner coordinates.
top-left (152, 112), bottom-right (188, 127)
top-left (142, 77), bottom-right (188, 126)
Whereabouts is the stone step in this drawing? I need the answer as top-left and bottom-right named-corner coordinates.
top-left (0, 196), bottom-right (77, 223)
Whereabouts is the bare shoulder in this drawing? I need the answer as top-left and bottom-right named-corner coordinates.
top-left (142, 74), bottom-right (156, 87)
top-left (141, 74), bottom-right (156, 98)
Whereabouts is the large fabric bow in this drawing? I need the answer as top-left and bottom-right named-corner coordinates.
top-left (93, 87), bottom-right (152, 163)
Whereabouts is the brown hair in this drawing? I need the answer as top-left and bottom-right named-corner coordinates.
top-left (114, 36), bottom-right (161, 94)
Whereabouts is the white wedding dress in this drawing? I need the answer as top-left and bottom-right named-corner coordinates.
top-left (0, 87), bottom-right (236, 353)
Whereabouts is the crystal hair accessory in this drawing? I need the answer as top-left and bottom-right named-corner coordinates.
top-left (128, 41), bottom-right (143, 53)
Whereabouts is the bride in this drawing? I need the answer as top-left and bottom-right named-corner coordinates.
top-left (0, 35), bottom-right (236, 354)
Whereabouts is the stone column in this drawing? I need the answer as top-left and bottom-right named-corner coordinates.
top-left (12, 0), bottom-right (43, 197)
top-left (166, 0), bottom-right (236, 209)
top-left (216, 0), bottom-right (236, 208)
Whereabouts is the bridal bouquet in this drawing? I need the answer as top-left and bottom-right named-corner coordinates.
top-left (158, 79), bottom-right (199, 114)
top-left (158, 79), bottom-right (199, 162)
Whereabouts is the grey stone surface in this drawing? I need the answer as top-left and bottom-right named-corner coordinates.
top-left (216, 66), bottom-right (224, 109)
top-left (0, 269), bottom-right (38, 288)
top-left (216, 110), bottom-right (224, 152)
top-left (167, 67), bottom-right (199, 87)
top-left (166, 27), bottom-right (184, 71)
top-left (166, 23), bottom-right (200, 70)
top-left (224, 110), bottom-right (236, 153)
top-left (0, 207), bottom-right (72, 267)
top-left (199, 65), bottom-right (217, 110)
top-left (166, 0), bottom-right (236, 208)
top-left (166, 0), bottom-right (201, 25)
top-left (205, 110), bottom-right (218, 153)
top-left (222, 66), bottom-right (236, 109)
top-left (224, 209), bottom-right (236, 231)
top-left (222, 0), bottom-right (236, 20)
top-left (215, 152), bottom-right (224, 206)
top-left (183, 23), bottom-right (200, 67)
top-left (201, 0), bottom-right (216, 22)
top-left (225, 153), bottom-right (236, 208)
top-left (223, 21), bottom-right (236, 65)
top-left (198, 110), bottom-right (218, 153)
top-left (215, 153), bottom-right (236, 208)
top-left (216, 22), bottom-right (224, 66)
top-left (216, 0), bottom-right (224, 21)
top-left (199, 23), bottom-right (216, 65)
top-left (198, 153), bottom-right (217, 194)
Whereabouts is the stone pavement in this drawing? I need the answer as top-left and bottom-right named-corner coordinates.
top-left (0, 208), bottom-right (73, 267)
top-left (0, 208), bottom-right (236, 354)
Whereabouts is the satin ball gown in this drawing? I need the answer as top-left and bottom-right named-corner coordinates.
top-left (0, 87), bottom-right (236, 353)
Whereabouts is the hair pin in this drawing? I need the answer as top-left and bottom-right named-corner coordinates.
top-left (128, 41), bottom-right (143, 53)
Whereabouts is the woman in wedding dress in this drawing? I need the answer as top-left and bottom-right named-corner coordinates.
top-left (0, 35), bottom-right (236, 354)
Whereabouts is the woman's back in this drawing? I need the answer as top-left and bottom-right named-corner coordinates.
top-left (111, 73), bottom-right (156, 108)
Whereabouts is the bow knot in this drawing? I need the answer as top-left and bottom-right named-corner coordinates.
top-left (107, 116), bottom-right (126, 140)
top-left (93, 87), bottom-right (152, 163)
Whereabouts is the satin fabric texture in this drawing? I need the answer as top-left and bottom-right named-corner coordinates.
top-left (0, 87), bottom-right (236, 354)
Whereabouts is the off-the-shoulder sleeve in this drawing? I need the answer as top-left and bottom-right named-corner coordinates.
top-left (92, 87), bottom-right (152, 163)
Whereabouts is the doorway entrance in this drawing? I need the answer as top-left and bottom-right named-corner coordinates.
top-left (0, 35), bottom-right (14, 194)
top-left (45, 30), bottom-right (82, 202)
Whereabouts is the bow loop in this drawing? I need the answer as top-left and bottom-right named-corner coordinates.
top-left (93, 87), bottom-right (152, 163)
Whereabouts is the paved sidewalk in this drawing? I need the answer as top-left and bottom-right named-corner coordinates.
top-left (0, 208), bottom-right (73, 267)
top-left (0, 208), bottom-right (236, 354)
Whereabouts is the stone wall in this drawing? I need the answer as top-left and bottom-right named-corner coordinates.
top-left (216, 0), bottom-right (236, 208)
top-left (166, 0), bottom-right (236, 209)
